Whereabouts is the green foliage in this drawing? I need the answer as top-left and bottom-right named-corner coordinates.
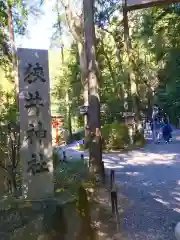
top-left (79, 142), bottom-right (88, 151)
top-left (0, 0), bottom-right (40, 67)
top-left (50, 44), bottom-right (83, 133)
top-left (76, 186), bottom-right (94, 239)
top-left (67, 129), bottom-right (85, 144)
top-left (135, 6), bottom-right (180, 122)
top-left (0, 0), bottom-right (43, 194)
top-left (133, 130), bottom-right (146, 147)
top-left (101, 122), bottom-right (130, 150)
top-left (54, 161), bottom-right (88, 202)
top-left (76, 186), bottom-right (90, 218)
top-left (48, 1), bottom-right (180, 147)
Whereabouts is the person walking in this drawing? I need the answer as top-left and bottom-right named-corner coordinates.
top-left (151, 105), bottom-right (161, 143)
top-left (162, 118), bottom-right (172, 143)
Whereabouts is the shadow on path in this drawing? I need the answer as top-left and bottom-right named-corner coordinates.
top-left (58, 130), bottom-right (180, 239)
top-left (121, 184), bottom-right (179, 240)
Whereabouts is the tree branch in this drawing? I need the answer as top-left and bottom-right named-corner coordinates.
top-left (0, 161), bottom-right (8, 173)
top-left (100, 20), bottom-right (123, 36)
top-left (100, 27), bottom-right (113, 35)
top-left (60, 0), bottom-right (83, 43)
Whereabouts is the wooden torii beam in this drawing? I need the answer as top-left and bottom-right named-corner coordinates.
top-left (126, 0), bottom-right (180, 11)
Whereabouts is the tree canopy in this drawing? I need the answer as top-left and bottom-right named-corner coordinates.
top-left (47, 1), bottom-right (180, 127)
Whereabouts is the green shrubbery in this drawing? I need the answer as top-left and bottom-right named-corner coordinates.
top-left (67, 123), bottom-right (145, 151)
top-left (133, 130), bottom-right (145, 147)
top-left (67, 129), bottom-right (85, 144)
top-left (101, 122), bottom-right (130, 150)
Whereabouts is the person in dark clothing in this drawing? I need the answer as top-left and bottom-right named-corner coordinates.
top-left (162, 118), bottom-right (172, 143)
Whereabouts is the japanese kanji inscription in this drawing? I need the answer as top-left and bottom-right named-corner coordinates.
top-left (27, 153), bottom-right (49, 175)
top-left (26, 121), bottom-right (47, 145)
top-left (24, 91), bottom-right (44, 116)
top-left (18, 48), bottom-right (53, 199)
top-left (24, 63), bottom-right (46, 84)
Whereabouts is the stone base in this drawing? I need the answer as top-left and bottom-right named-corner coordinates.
top-left (23, 172), bottom-right (54, 200)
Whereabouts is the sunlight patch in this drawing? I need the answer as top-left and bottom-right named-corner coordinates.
top-left (125, 172), bottom-right (141, 176)
top-left (174, 197), bottom-right (180, 202)
top-left (154, 198), bottom-right (169, 206)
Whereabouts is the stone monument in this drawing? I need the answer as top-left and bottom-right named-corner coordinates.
top-left (17, 48), bottom-right (54, 199)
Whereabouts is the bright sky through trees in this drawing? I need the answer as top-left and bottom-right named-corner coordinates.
top-left (16, 1), bottom-right (56, 49)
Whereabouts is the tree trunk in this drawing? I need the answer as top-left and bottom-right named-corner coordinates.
top-left (11, 171), bottom-right (17, 195)
top-left (83, 0), bottom-right (104, 181)
top-left (100, 40), bottom-right (117, 95)
top-left (114, 42), bottom-right (126, 110)
top-left (101, 39), bottom-right (125, 110)
top-left (61, 2), bottom-right (89, 128)
top-left (56, 3), bottom-right (73, 139)
top-left (123, 2), bottom-right (140, 121)
top-left (65, 92), bottom-right (73, 139)
top-left (147, 89), bottom-right (153, 119)
top-left (8, 3), bottom-right (15, 65)
top-left (77, 42), bottom-right (89, 127)
top-left (56, 0), bottom-right (64, 63)
top-left (8, 3), bottom-right (18, 92)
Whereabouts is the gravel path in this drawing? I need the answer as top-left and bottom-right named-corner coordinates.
top-left (58, 129), bottom-right (180, 239)
top-left (113, 130), bottom-right (180, 239)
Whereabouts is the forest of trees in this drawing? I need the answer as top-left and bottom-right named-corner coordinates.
top-left (49, 1), bottom-right (180, 129)
top-left (1, 0), bottom-right (180, 184)
top-left (1, 1), bottom-right (180, 129)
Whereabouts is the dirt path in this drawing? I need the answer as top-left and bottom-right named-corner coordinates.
top-left (60, 130), bottom-right (180, 239)
top-left (109, 130), bottom-right (180, 239)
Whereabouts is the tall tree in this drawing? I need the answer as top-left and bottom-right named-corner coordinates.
top-left (83, 0), bottom-right (104, 180)
top-left (59, 0), bottom-right (89, 115)
top-left (123, 1), bottom-right (140, 122)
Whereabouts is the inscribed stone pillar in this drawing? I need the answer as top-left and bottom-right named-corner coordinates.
top-left (17, 48), bottom-right (54, 199)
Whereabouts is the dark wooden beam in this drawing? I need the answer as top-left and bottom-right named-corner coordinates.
top-left (126, 0), bottom-right (180, 12)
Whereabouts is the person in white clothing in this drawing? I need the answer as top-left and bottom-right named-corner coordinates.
top-left (151, 105), bottom-right (161, 143)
